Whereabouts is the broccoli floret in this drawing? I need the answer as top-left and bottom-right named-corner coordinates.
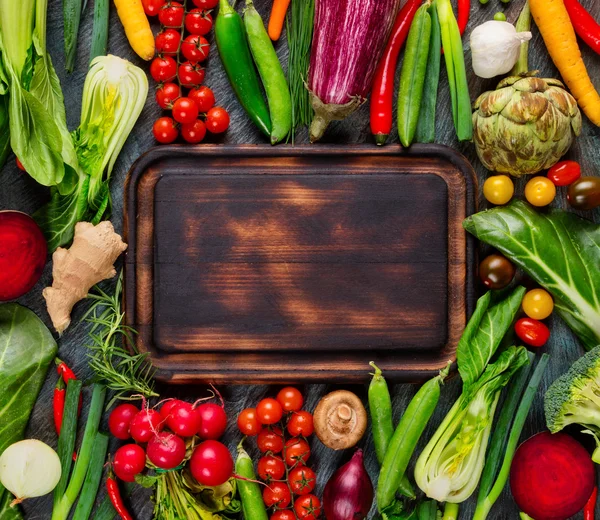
top-left (544, 346), bottom-right (600, 434)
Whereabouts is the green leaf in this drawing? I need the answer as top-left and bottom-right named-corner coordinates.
top-left (463, 200), bottom-right (600, 350)
top-left (457, 287), bottom-right (526, 390)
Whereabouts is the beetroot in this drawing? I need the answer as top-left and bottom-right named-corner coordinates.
top-left (510, 431), bottom-right (595, 520)
top-left (0, 211), bottom-right (47, 301)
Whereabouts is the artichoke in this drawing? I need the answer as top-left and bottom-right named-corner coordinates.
top-left (472, 76), bottom-right (582, 177)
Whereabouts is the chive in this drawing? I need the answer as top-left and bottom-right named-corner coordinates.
top-left (90, 0), bottom-right (109, 63)
top-left (64, 0), bottom-right (84, 72)
top-left (52, 384), bottom-right (107, 520)
top-left (72, 432), bottom-right (109, 520)
top-left (54, 379), bottom-right (82, 506)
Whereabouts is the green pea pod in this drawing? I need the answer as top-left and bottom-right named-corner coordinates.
top-left (397, 3), bottom-right (432, 148)
top-left (377, 363), bottom-right (449, 512)
top-left (244, 0), bottom-right (292, 144)
top-left (236, 441), bottom-right (268, 520)
top-left (415, 0), bottom-right (441, 143)
top-left (215, 0), bottom-right (272, 137)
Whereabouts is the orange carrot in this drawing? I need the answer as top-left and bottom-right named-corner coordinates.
top-left (530, 0), bottom-right (600, 125)
top-left (268, 0), bottom-right (291, 41)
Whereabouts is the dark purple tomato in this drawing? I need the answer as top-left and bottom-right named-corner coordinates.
top-left (567, 177), bottom-right (600, 210)
top-left (479, 254), bottom-right (516, 290)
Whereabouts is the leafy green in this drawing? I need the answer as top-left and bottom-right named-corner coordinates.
top-left (457, 287), bottom-right (525, 390)
top-left (0, 304), bottom-right (57, 519)
top-left (463, 200), bottom-right (600, 350)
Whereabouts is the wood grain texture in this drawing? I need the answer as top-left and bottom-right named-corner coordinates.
top-left (0, 0), bottom-right (598, 518)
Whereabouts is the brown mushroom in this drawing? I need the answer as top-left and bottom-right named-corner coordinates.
top-left (313, 390), bottom-right (367, 450)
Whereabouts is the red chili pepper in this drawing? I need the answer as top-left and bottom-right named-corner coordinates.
top-left (53, 378), bottom-right (66, 435)
top-left (55, 357), bottom-right (77, 383)
top-left (457, 0), bottom-right (470, 36)
top-left (107, 472), bottom-right (134, 520)
top-left (370, 0), bottom-right (422, 144)
top-left (564, 0), bottom-right (600, 55)
top-left (584, 486), bottom-right (598, 520)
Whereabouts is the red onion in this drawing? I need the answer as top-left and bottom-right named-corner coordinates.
top-left (308, 0), bottom-right (402, 142)
top-left (323, 449), bottom-right (374, 520)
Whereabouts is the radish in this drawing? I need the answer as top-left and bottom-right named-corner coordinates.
top-left (113, 444), bottom-right (146, 482)
top-left (190, 440), bottom-right (233, 487)
top-left (510, 432), bottom-right (595, 520)
top-left (147, 432), bottom-right (186, 469)
top-left (108, 403), bottom-right (139, 440)
top-left (196, 403), bottom-right (227, 440)
top-left (129, 408), bottom-right (164, 443)
top-left (0, 211), bottom-right (47, 301)
top-left (166, 401), bottom-right (201, 437)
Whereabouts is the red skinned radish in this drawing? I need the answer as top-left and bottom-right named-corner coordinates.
top-left (109, 404), bottom-right (139, 440)
top-left (166, 401), bottom-right (201, 437)
top-left (147, 432), bottom-right (186, 469)
top-left (129, 408), bottom-right (164, 443)
top-left (196, 403), bottom-right (227, 440)
top-left (113, 444), bottom-right (146, 482)
top-left (190, 440), bottom-right (233, 486)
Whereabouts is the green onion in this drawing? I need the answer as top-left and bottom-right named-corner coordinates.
top-left (442, 503), bottom-right (459, 520)
top-left (64, 0), bottom-right (84, 72)
top-left (72, 432), bottom-right (109, 520)
top-left (90, 0), bottom-right (109, 62)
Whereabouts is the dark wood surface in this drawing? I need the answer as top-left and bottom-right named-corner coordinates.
top-left (0, 0), bottom-right (599, 517)
top-left (125, 145), bottom-right (475, 383)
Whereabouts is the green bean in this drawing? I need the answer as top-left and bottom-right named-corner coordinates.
top-left (236, 441), bottom-right (268, 520)
top-left (397, 3), bottom-right (432, 148)
top-left (244, 0), bottom-right (292, 144)
top-left (377, 364), bottom-right (449, 512)
top-left (73, 432), bottom-right (109, 520)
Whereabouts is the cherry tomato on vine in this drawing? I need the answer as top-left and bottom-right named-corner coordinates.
top-left (172, 97), bottom-right (199, 124)
top-left (257, 398), bottom-right (283, 425)
top-left (515, 318), bottom-right (550, 348)
top-left (287, 411), bottom-right (314, 437)
top-left (525, 177), bottom-right (556, 207)
top-left (567, 177), bottom-right (600, 210)
top-left (288, 466), bottom-right (316, 496)
top-left (257, 455), bottom-right (285, 481)
top-left (113, 444), bottom-right (146, 482)
top-left (276, 387), bottom-right (303, 412)
top-left (142, 0), bottom-right (165, 16)
top-left (109, 403), bottom-right (139, 440)
top-left (181, 35), bottom-right (210, 63)
top-left (479, 254), bottom-right (515, 290)
top-left (284, 438), bottom-right (310, 466)
top-left (158, 1), bottom-right (184, 27)
top-left (263, 481), bottom-right (292, 508)
top-left (155, 82), bottom-right (181, 109)
top-left (483, 175), bottom-right (514, 205)
top-left (153, 117), bottom-right (179, 144)
top-left (238, 408), bottom-right (261, 436)
top-left (181, 119), bottom-right (207, 143)
top-left (155, 28), bottom-right (181, 55)
top-left (271, 511), bottom-right (295, 520)
top-left (547, 160), bottom-right (581, 186)
top-left (185, 9), bottom-right (213, 36)
top-left (206, 107), bottom-right (230, 133)
top-left (522, 289), bottom-right (554, 320)
top-left (178, 62), bottom-right (205, 87)
top-left (294, 495), bottom-right (322, 520)
top-left (150, 56), bottom-right (177, 82)
top-left (257, 427), bottom-right (284, 453)
top-left (189, 86), bottom-right (215, 112)
top-left (191, 0), bottom-right (217, 7)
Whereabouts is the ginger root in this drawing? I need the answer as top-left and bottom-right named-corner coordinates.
top-left (43, 221), bottom-right (127, 334)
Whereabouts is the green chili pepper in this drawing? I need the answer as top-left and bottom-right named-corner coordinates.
top-left (377, 363), bottom-right (449, 512)
top-left (244, 0), bottom-right (292, 144)
top-left (215, 0), bottom-right (272, 137)
top-left (236, 441), bottom-right (268, 520)
top-left (398, 3), bottom-right (432, 148)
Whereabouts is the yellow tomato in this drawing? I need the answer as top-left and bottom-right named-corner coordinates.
top-left (522, 289), bottom-right (554, 320)
top-left (483, 175), bottom-right (514, 205)
top-left (525, 177), bottom-right (556, 207)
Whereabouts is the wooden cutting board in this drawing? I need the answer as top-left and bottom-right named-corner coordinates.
top-left (124, 145), bottom-right (476, 384)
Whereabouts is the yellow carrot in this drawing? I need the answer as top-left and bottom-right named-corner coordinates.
top-left (268, 0), bottom-right (291, 41)
top-left (530, 0), bottom-right (600, 126)
top-left (114, 0), bottom-right (155, 60)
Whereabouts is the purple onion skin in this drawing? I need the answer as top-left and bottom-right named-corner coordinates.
top-left (323, 449), bottom-right (374, 520)
top-left (309, 0), bottom-right (402, 105)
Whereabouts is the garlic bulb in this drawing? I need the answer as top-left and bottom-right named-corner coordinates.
top-left (0, 439), bottom-right (62, 505)
top-left (470, 21), bottom-right (532, 78)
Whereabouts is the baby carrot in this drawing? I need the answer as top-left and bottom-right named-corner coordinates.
top-left (113, 0), bottom-right (154, 60)
top-left (268, 0), bottom-right (291, 41)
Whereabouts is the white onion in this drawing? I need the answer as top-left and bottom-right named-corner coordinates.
top-left (0, 439), bottom-right (62, 505)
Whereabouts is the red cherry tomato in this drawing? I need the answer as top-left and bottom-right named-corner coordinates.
top-left (238, 408), bottom-right (261, 436)
top-left (15, 158), bottom-right (26, 171)
top-left (288, 466), bottom-right (316, 496)
top-left (142, 0), bottom-right (165, 15)
top-left (284, 438), bottom-right (310, 466)
top-left (172, 97), bottom-right (199, 124)
top-left (196, 403), bottom-right (227, 439)
top-left (150, 56), bottom-right (177, 82)
top-left (547, 160), bottom-right (581, 186)
top-left (294, 495), bottom-right (322, 520)
top-left (113, 444), bottom-right (146, 482)
top-left (287, 411), bottom-right (314, 437)
top-left (257, 398), bottom-right (283, 425)
top-left (189, 440), bottom-right (233, 486)
top-left (189, 86), bottom-right (215, 113)
top-left (155, 82), bottom-right (181, 109)
top-left (515, 317), bottom-right (550, 348)
top-left (263, 481), bottom-right (292, 508)
top-left (181, 35), bottom-right (210, 63)
top-left (257, 427), bottom-right (284, 453)
top-left (153, 117), bottom-right (179, 144)
top-left (108, 403), bottom-right (139, 440)
top-left (178, 62), bottom-right (205, 87)
top-left (158, 1), bottom-right (184, 26)
top-left (185, 9), bottom-right (213, 35)
top-left (129, 409), bottom-right (164, 443)
top-left (257, 455), bottom-right (285, 481)
top-left (206, 106), bottom-right (230, 134)
top-left (271, 511), bottom-right (295, 520)
top-left (159, 399), bottom-right (184, 421)
top-left (276, 387), bottom-right (303, 412)
top-left (147, 432), bottom-right (186, 469)
top-left (155, 28), bottom-right (181, 55)
top-left (191, 0), bottom-right (217, 7)
top-left (166, 400), bottom-right (201, 437)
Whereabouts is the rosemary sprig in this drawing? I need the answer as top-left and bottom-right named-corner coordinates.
top-left (84, 273), bottom-right (158, 402)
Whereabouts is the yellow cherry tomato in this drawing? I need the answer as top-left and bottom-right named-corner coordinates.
top-left (525, 177), bottom-right (556, 207)
top-left (483, 175), bottom-right (514, 205)
top-left (522, 289), bottom-right (554, 320)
